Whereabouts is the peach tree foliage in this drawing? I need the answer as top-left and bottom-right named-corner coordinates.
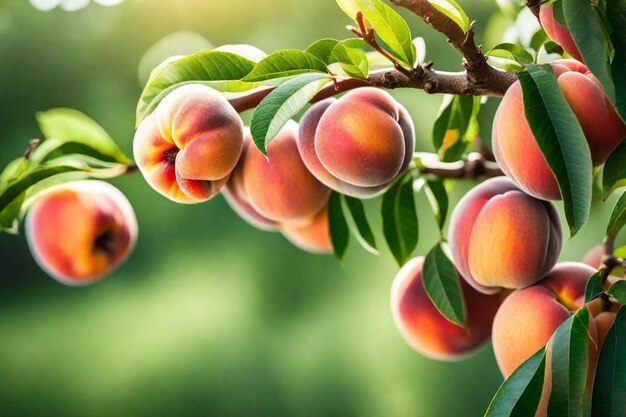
top-left (1, 0), bottom-right (626, 415)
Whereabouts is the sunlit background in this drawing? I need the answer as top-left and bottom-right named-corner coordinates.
top-left (0, 1), bottom-right (620, 416)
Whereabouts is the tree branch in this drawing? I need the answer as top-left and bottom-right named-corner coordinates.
top-left (526, 0), bottom-right (542, 20)
top-left (415, 152), bottom-right (502, 179)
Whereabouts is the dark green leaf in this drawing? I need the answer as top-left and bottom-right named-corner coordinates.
top-left (250, 73), bottom-right (331, 155)
top-left (36, 108), bottom-right (130, 164)
top-left (432, 95), bottom-right (481, 162)
top-left (484, 348), bottom-right (547, 417)
top-left (519, 65), bottom-right (592, 236)
top-left (0, 193), bottom-right (24, 234)
top-left (136, 51), bottom-right (256, 125)
top-left (305, 39), bottom-right (340, 64)
top-left (422, 243), bottom-right (465, 326)
top-left (607, 0), bottom-right (626, 121)
top-left (330, 41), bottom-right (369, 78)
top-left (354, 0), bottom-right (416, 66)
top-left (608, 280), bottom-right (626, 304)
top-left (591, 306), bottom-right (626, 417)
top-left (242, 50), bottom-right (328, 82)
top-left (607, 191), bottom-right (626, 235)
top-left (543, 41), bottom-right (565, 56)
top-left (343, 196), bottom-right (378, 255)
top-left (381, 174), bottom-right (418, 265)
top-left (548, 308), bottom-right (591, 417)
top-left (424, 179), bottom-right (449, 230)
top-left (602, 134), bottom-right (626, 200)
top-left (328, 192), bottom-right (350, 261)
top-left (563, 0), bottom-right (615, 103)
top-left (584, 271), bottom-right (604, 303)
top-left (486, 43), bottom-right (534, 65)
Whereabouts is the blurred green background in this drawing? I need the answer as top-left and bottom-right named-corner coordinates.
top-left (0, 1), bottom-right (620, 416)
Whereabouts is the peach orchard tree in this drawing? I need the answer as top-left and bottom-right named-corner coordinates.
top-left (1, 0), bottom-right (626, 415)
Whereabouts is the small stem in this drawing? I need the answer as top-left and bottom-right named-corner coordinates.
top-left (414, 152), bottom-right (502, 179)
top-left (125, 163), bottom-right (139, 175)
top-left (600, 232), bottom-right (618, 284)
top-left (23, 139), bottom-right (40, 160)
top-left (526, 0), bottom-right (542, 21)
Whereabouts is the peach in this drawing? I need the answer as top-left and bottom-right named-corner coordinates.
top-left (493, 60), bottom-right (626, 200)
top-left (448, 177), bottom-right (562, 294)
top-left (133, 84), bottom-right (244, 204)
top-left (391, 257), bottom-right (505, 360)
top-left (492, 263), bottom-right (599, 417)
top-left (25, 180), bottom-right (137, 286)
top-left (539, 4), bottom-right (582, 62)
top-left (297, 88), bottom-right (415, 198)
top-left (281, 205), bottom-right (332, 254)
top-left (582, 245), bottom-right (604, 269)
top-left (242, 120), bottom-right (331, 224)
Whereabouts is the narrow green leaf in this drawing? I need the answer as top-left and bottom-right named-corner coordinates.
top-left (422, 243), bottom-right (465, 326)
top-left (602, 141), bottom-right (626, 199)
top-left (136, 51), bottom-right (256, 125)
top-left (591, 306), bottom-right (626, 417)
top-left (242, 50), bottom-right (328, 82)
top-left (354, 0), bottom-right (416, 66)
top-left (336, 0), bottom-right (361, 21)
top-left (0, 157), bottom-right (31, 186)
top-left (0, 193), bottom-right (24, 234)
top-left (330, 41), bottom-right (369, 78)
top-left (486, 43), bottom-right (534, 65)
top-left (584, 271), bottom-right (604, 303)
top-left (432, 95), bottom-right (481, 162)
top-left (328, 192), bottom-right (350, 261)
top-left (608, 280), bottom-right (626, 304)
top-left (607, 0), bottom-right (626, 121)
top-left (548, 308), bottom-right (590, 417)
top-left (607, 191), bottom-right (626, 235)
top-left (563, 0), bottom-right (615, 103)
top-left (519, 65), bottom-right (592, 236)
top-left (343, 196), bottom-right (378, 255)
top-left (305, 39), bottom-right (340, 64)
top-left (381, 174), bottom-right (418, 265)
top-left (427, 0), bottom-right (471, 33)
top-left (32, 140), bottom-right (122, 165)
top-left (424, 179), bottom-right (449, 230)
top-left (484, 348), bottom-right (547, 417)
top-left (250, 73), bottom-right (331, 155)
top-left (36, 108), bottom-right (130, 164)
top-left (543, 40), bottom-right (565, 56)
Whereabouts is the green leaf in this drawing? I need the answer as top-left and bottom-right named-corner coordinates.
top-left (381, 174), bottom-right (418, 266)
top-left (562, 0), bottom-right (615, 103)
top-left (343, 196), bottom-right (378, 255)
top-left (607, 0), bottom-right (626, 121)
top-left (330, 41), bottom-right (369, 78)
top-left (305, 39), bottom-right (340, 64)
top-left (424, 179), bottom-right (449, 230)
top-left (548, 308), bottom-right (591, 417)
top-left (484, 348), bottom-right (547, 417)
top-left (591, 306), bottom-right (626, 417)
top-left (608, 280), bottom-right (626, 304)
top-left (136, 51), bottom-right (256, 125)
top-left (602, 141), bottom-right (626, 199)
top-left (328, 192), bottom-right (350, 261)
top-left (36, 108), bottom-right (130, 164)
top-left (0, 193), bottom-right (24, 234)
top-left (32, 140), bottom-right (123, 165)
top-left (422, 243), bottom-right (465, 326)
top-left (354, 0), bottom-right (416, 66)
top-left (543, 41), bottom-right (565, 56)
top-left (584, 271), bottom-right (604, 303)
top-left (432, 95), bottom-right (481, 162)
top-left (427, 0), bottom-right (471, 33)
top-left (518, 65), bottom-right (592, 236)
top-left (607, 191), bottom-right (626, 235)
top-left (336, 0), bottom-right (361, 21)
top-left (0, 157), bottom-right (31, 186)
top-left (242, 50), bottom-right (328, 82)
top-left (250, 73), bottom-right (331, 155)
top-left (486, 43), bottom-right (534, 65)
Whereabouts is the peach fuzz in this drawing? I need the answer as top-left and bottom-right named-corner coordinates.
top-left (133, 84), bottom-right (244, 204)
top-left (310, 88), bottom-right (415, 191)
top-left (25, 181), bottom-right (137, 286)
top-left (281, 206), bottom-right (332, 255)
top-left (448, 177), bottom-right (562, 294)
top-left (390, 257), bottom-right (505, 361)
top-left (539, 4), bottom-right (582, 61)
top-left (242, 120), bottom-right (331, 224)
top-left (493, 59), bottom-right (626, 201)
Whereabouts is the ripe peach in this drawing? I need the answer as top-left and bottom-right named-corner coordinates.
top-left (25, 181), bottom-right (137, 286)
top-left (582, 245), bottom-right (604, 269)
top-left (281, 205), bottom-right (332, 254)
top-left (298, 88), bottom-right (415, 198)
top-left (242, 120), bottom-right (331, 224)
top-left (391, 257), bottom-right (505, 360)
top-left (448, 177), bottom-right (562, 294)
top-left (133, 84), bottom-right (244, 204)
top-left (493, 60), bottom-right (626, 200)
top-left (539, 4), bottom-right (582, 62)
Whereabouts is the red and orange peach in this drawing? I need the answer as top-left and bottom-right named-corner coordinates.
top-left (539, 4), bottom-right (582, 62)
top-left (281, 205), bottom-right (332, 254)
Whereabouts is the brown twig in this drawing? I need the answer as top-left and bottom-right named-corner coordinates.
top-left (600, 232), bottom-right (618, 284)
top-left (415, 152), bottom-right (503, 179)
top-left (526, 0), bottom-right (542, 21)
top-left (23, 139), bottom-right (40, 160)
